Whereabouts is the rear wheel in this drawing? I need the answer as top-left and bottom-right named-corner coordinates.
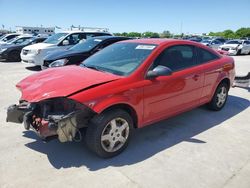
top-left (8, 50), bottom-right (20, 62)
top-left (208, 82), bottom-right (229, 111)
top-left (85, 109), bottom-right (133, 158)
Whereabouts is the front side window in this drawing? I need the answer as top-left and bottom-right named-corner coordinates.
top-left (152, 45), bottom-right (196, 71)
top-left (13, 37), bottom-right (31, 44)
top-left (64, 33), bottom-right (83, 45)
top-left (243, 41), bottom-right (250, 45)
top-left (82, 43), bottom-right (157, 76)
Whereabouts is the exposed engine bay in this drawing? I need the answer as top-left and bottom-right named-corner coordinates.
top-left (7, 98), bottom-right (96, 142)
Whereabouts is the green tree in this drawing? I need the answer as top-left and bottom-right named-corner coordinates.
top-left (161, 30), bottom-right (172, 38)
top-left (222, 30), bottom-right (235, 39)
top-left (235, 28), bottom-right (250, 38)
top-left (127, 32), bottom-right (142, 38)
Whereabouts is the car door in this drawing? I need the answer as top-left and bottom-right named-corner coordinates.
top-left (196, 47), bottom-right (221, 104)
top-left (242, 41), bottom-right (250, 53)
top-left (143, 45), bottom-right (204, 124)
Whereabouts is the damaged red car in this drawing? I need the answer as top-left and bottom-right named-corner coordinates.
top-left (7, 39), bottom-right (235, 158)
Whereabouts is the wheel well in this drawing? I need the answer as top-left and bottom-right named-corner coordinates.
top-left (220, 78), bottom-right (230, 89)
top-left (101, 104), bottom-right (138, 129)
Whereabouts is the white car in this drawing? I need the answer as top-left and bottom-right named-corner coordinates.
top-left (218, 40), bottom-right (250, 55)
top-left (0, 33), bottom-right (20, 44)
top-left (21, 31), bottom-right (112, 67)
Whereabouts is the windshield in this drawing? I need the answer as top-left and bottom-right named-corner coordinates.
top-left (20, 38), bottom-right (35, 45)
top-left (8, 37), bottom-right (32, 44)
top-left (70, 38), bottom-right (102, 52)
top-left (6, 37), bottom-right (17, 43)
top-left (225, 40), bottom-right (241, 44)
top-left (0, 34), bottom-right (6, 41)
top-left (43, 33), bottom-right (67, 44)
top-left (81, 43), bottom-right (157, 76)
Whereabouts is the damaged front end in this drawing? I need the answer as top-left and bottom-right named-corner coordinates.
top-left (6, 97), bottom-right (96, 142)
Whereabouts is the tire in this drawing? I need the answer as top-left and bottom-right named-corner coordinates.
top-left (236, 49), bottom-right (241, 55)
top-left (85, 109), bottom-right (133, 158)
top-left (8, 50), bottom-right (20, 62)
top-left (208, 82), bottom-right (229, 111)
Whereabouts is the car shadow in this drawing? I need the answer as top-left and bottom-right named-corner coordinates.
top-left (24, 95), bottom-right (249, 171)
top-left (25, 65), bottom-right (41, 71)
top-left (0, 61), bottom-right (21, 63)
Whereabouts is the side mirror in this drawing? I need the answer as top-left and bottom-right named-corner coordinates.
top-left (62, 40), bottom-right (69, 46)
top-left (146, 65), bottom-right (172, 79)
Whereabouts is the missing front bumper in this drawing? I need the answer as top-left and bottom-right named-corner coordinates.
top-left (6, 98), bottom-right (96, 142)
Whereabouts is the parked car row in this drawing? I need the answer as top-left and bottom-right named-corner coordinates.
top-left (7, 37), bottom-right (235, 158)
top-left (21, 30), bottom-right (113, 67)
top-left (0, 36), bottom-right (47, 61)
top-left (191, 37), bottom-right (250, 55)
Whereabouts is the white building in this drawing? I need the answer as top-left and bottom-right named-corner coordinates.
top-left (16, 26), bottom-right (55, 35)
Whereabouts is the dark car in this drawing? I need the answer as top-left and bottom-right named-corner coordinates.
top-left (0, 37), bottom-right (47, 62)
top-left (43, 36), bottom-right (131, 68)
top-left (188, 37), bottom-right (202, 42)
top-left (214, 37), bottom-right (227, 43)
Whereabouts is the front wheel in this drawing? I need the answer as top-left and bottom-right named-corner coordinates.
top-left (85, 109), bottom-right (133, 158)
top-left (208, 82), bottom-right (229, 111)
top-left (8, 50), bottom-right (20, 62)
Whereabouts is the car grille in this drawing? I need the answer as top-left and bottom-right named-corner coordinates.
top-left (222, 48), bottom-right (230, 51)
top-left (22, 50), bottom-right (30, 55)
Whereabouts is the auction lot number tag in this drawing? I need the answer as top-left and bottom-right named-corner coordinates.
top-left (136, 45), bottom-right (156, 50)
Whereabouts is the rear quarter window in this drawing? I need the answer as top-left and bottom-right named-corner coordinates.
top-left (198, 48), bottom-right (220, 64)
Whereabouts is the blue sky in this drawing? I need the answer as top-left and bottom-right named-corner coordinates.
top-left (0, 0), bottom-right (249, 34)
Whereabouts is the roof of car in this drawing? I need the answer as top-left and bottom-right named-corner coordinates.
top-left (91, 36), bottom-right (130, 40)
top-left (120, 38), bottom-right (186, 45)
top-left (60, 30), bottom-right (112, 34)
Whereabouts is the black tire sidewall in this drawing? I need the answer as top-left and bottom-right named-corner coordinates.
top-left (9, 51), bottom-right (20, 62)
top-left (208, 82), bottom-right (229, 111)
top-left (85, 109), bottom-right (133, 158)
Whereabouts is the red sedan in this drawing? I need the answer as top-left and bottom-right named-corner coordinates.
top-left (7, 39), bottom-right (235, 158)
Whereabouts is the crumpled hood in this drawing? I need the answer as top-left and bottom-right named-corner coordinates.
top-left (23, 42), bottom-right (55, 50)
top-left (17, 66), bottom-right (121, 102)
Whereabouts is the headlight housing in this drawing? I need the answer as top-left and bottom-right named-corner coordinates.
top-left (36, 49), bottom-right (42, 55)
top-left (0, 48), bottom-right (7, 53)
top-left (49, 59), bottom-right (69, 68)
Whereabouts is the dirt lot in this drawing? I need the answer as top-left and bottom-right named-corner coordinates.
top-left (0, 56), bottom-right (249, 188)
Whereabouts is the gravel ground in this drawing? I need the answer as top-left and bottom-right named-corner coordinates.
top-left (0, 55), bottom-right (249, 188)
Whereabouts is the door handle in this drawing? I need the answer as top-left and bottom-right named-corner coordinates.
top-left (192, 74), bottom-right (199, 81)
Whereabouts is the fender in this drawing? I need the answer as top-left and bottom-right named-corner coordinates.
top-left (84, 94), bottom-right (143, 126)
top-left (209, 70), bottom-right (230, 101)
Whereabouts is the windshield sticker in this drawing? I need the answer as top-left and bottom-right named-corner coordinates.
top-left (94, 39), bottom-right (102, 42)
top-left (135, 45), bottom-right (156, 50)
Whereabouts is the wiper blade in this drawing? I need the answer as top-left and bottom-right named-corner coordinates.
top-left (82, 64), bottom-right (103, 72)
